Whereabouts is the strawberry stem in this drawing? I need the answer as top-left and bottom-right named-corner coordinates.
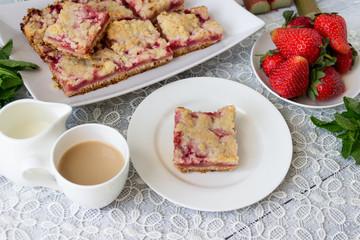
top-left (294, 0), bottom-right (320, 16)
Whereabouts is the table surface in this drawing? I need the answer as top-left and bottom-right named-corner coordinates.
top-left (1, 0), bottom-right (360, 239)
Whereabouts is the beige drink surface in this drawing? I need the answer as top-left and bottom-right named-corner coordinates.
top-left (58, 141), bottom-right (125, 185)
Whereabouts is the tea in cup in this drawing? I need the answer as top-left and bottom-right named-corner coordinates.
top-left (50, 123), bottom-right (130, 209)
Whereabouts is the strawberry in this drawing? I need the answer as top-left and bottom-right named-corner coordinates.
top-left (268, 56), bottom-right (309, 99)
top-left (288, 16), bottom-right (313, 28)
top-left (282, 10), bottom-right (312, 28)
top-left (257, 49), bottom-right (285, 77)
top-left (333, 45), bottom-right (358, 74)
top-left (313, 13), bottom-right (350, 54)
top-left (271, 27), bottom-right (322, 66)
top-left (309, 66), bottom-right (345, 101)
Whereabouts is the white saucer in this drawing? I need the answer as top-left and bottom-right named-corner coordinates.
top-left (127, 77), bottom-right (292, 211)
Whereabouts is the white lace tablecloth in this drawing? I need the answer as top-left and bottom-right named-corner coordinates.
top-left (1, 0), bottom-right (360, 239)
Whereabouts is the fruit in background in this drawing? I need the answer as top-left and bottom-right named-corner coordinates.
top-left (268, 0), bottom-right (292, 10)
top-left (271, 27), bottom-right (322, 66)
top-left (288, 16), bottom-right (312, 28)
top-left (294, 0), bottom-right (320, 16)
top-left (313, 13), bottom-right (350, 54)
top-left (255, 0), bottom-right (358, 102)
top-left (282, 10), bottom-right (312, 28)
top-left (268, 56), bottom-right (309, 99)
top-left (333, 45), bottom-right (358, 74)
top-left (308, 66), bottom-right (345, 101)
top-left (243, 0), bottom-right (293, 14)
top-left (244, 0), bottom-right (270, 14)
top-left (257, 49), bottom-right (285, 77)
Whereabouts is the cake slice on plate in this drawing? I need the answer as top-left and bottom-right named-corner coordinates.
top-left (173, 105), bottom-right (239, 173)
top-left (43, 2), bottom-right (110, 59)
top-left (156, 6), bottom-right (223, 57)
top-left (123, 0), bottom-right (184, 21)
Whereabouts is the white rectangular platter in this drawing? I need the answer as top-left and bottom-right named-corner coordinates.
top-left (0, 0), bottom-right (264, 106)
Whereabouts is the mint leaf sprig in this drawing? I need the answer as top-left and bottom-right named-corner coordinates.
top-left (310, 97), bottom-right (360, 165)
top-left (0, 39), bottom-right (39, 108)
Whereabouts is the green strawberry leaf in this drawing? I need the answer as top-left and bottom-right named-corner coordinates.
top-left (256, 49), bottom-right (280, 67)
top-left (307, 89), bottom-right (316, 101)
top-left (282, 10), bottom-right (296, 27)
top-left (307, 68), bottom-right (323, 101)
top-left (316, 71), bottom-right (325, 80)
top-left (349, 44), bottom-right (358, 69)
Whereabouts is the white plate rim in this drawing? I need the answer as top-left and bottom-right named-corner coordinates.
top-left (0, 0), bottom-right (264, 107)
top-left (251, 30), bottom-right (360, 109)
top-left (127, 77), bottom-right (293, 211)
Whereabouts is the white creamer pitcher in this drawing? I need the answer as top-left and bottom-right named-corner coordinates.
top-left (0, 99), bottom-right (72, 187)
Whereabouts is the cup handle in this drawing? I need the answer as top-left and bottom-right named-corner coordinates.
top-left (21, 156), bottom-right (60, 190)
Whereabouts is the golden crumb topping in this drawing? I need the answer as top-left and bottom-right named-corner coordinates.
top-left (124, 0), bottom-right (184, 20)
top-left (157, 6), bottom-right (223, 46)
top-left (44, 2), bottom-right (109, 55)
top-left (55, 47), bottom-right (122, 86)
top-left (21, 5), bottom-right (62, 57)
top-left (173, 105), bottom-right (238, 165)
top-left (106, 20), bottom-right (170, 67)
top-left (87, 1), bottom-right (134, 20)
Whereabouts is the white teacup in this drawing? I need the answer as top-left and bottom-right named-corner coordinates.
top-left (50, 124), bottom-right (130, 209)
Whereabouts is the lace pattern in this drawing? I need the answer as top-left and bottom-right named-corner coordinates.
top-left (1, 0), bottom-right (360, 239)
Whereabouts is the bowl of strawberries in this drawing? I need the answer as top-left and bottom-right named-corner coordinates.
top-left (251, 10), bottom-right (359, 108)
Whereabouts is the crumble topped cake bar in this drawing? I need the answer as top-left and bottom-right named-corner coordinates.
top-left (21, 2), bottom-right (173, 97)
top-left (123, 0), bottom-right (184, 21)
top-left (173, 105), bottom-right (239, 173)
top-left (20, 1), bottom-right (223, 97)
top-left (21, 1), bottom-right (63, 59)
top-left (47, 45), bottom-right (126, 97)
top-left (48, 19), bottom-right (173, 97)
top-left (157, 6), bottom-right (223, 57)
top-left (43, 2), bottom-right (110, 59)
top-left (106, 19), bottom-right (173, 71)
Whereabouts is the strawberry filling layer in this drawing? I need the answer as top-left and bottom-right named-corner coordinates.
top-left (48, 48), bottom-right (172, 93)
top-left (175, 162), bottom-right (237, 168)
top-left (166, 0), bottom-right (184, 12)
top-left (169, 34), bottom-right (223, 50)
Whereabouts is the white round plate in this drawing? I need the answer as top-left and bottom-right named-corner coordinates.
top-left (251, 31), bottom-right (360, 109)
top-left (127, 77), bottom-right (292, 212)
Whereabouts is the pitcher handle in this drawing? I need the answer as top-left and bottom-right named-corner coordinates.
top-left (21, 157), bottom-right (60, 190)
